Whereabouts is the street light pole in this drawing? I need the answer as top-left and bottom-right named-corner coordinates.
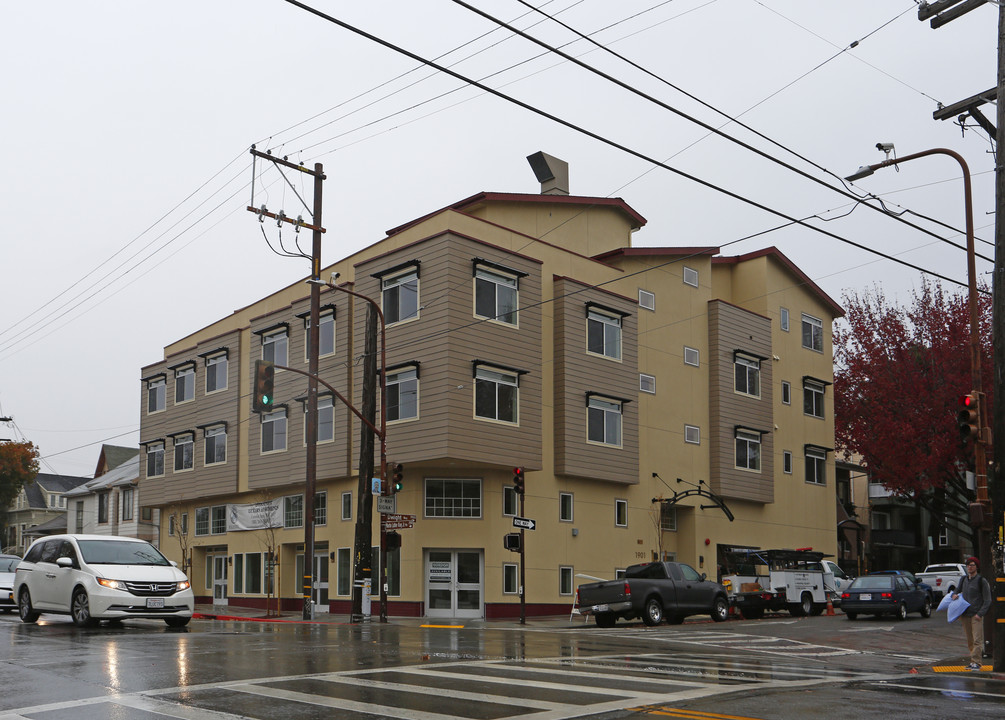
top-left (847, 147), bottom-right (993, 658)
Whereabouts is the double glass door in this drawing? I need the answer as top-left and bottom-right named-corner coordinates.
top-left (425, 549), bottom-right (482, 618)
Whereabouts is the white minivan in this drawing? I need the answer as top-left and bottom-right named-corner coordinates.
top-left (14, 534), bottom-right (194, 628)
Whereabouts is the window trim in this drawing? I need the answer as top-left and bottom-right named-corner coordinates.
top-left (801, 313), bottom-right (824, 353)
top-left (261, 407), bottom-right (288, 454)
top-left (803, 379), bottom-right (826, 419)
top-left (587, 394), bottom-right (624, 448)
top-left (204, 351), bottom-right (229, 394)
top-left (503, 563), bottom-right (519, 594)
top-left (203, 423), bottom-right (228, 466)
top-left (172, 432), bottom-right (195, 473)
top-left (783, 450), bottom-right (793, 474)
top-left (559, 566), bottom-right (574, 596)
top-left (424, 477), bottom-right (483, 519)
top-left (735, 428), bottom-right (763, 472)
top-left (683, 266), bottom-right (699, 287)
top-left (341, 491), bottom-right (352, 521)
top-left (684, 425), bottom-right (700, 445)
top-left (385, 364), bottom-right (420, 423)
top-left (586, 305), bottom-right (624, 361)
top-left (145, 441), bottom-right (165, 478)
top-left (781, 380), bottom-right (791, 405)
top-left (683, 346), bottom-right (699, 367)
top-left (733, 353), bottom-right (761, 398)
top-left (639, 373), bottom-right (656, 394)
top-left (615, 498), bottom-right (628, 527)
top-left (379, 263), bottom-right (421, 326)
top-left (299, 307), bottom-right (336, 361)
top-left (638, 289), bottom-right (655, 311)
top-left (473, 262), bottom-right (520, 326)
top-left (258, 325), bottom-right (290, 366)
top-left (780, 307), bottom-right (790, 332)
top-left (473, 362), bottom-right (523, 425)
top-left (805, 446), bottom-right (828, 486)
top-left (559, 492), bottom-right (574, 522)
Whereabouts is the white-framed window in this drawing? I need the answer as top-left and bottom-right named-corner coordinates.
top-left (175, 365), bottom-right (195, 404)
top-left (234, 553), bottom-right (263, 594)
top-left (735, 429), bottom-right (762, 471)
top-left (195, 507), bottom-right (210, 536)
top-left (615, 499), bottom-right (628, 527)
top-left (314, 492), bottom-right (327, 526)
top-left (683, 346), bottom-right (699, 367)
top-left (474, 366), bottom-right (518, 424)
top-left (640, 373), bottom-right (656, 394)
top-left (173, 433), bottom-right (194, 472)
top-left (261, 409), bottom-right (287, 453)
top-left (382, 269), bottom-right (419, 325)
top-left (146, 442), bottom-right (164, 478)
top-left (804, 380), bottom-right (825, 418)
top-left (386, 367), bottom-right (419, 422)
top-left (805, 447), bottom-right (826, 485)
top-left (98, 493), bottom-right (109, 524)
top-left (660, 504), bottom-right (677, 531)
top-left (180, 512), bottom-right (188, 535)
top-left (147, 377), bottom-right (165, 414)
top-left (121, 487), bottom-right (134, 522)
top-left (685, 425), bottom-right (700, 445)
top-left (938, 523), bottom-right (949, 547)
top-left (262, 329), bottom-right (288, 366)
top-left (801, 313), bottom-right (823, 352)
top-left (168, 515), bottom-right (176, 537)
top-left (780, 307), bottom-right (790, 332)
top-left (559, 566), bottom-right (574, 595)
top-left (75, 502), bottom-right (84, 534)
top-left (305, 310), bottom-right (335, 360)
top-left (205, 353), bottom-right (228, 393)
top-left (638, 289), bottom-right (655, 311)
top-left (284, 495), bottom-right (303, 528)
top-left (783, 450), bottom-right (793, 474)
top-left (683, 266), bottom-right (699, 287)
top-left (559, 492), bottom-right (573, 522)
top-left (211, 505), bottom-right (227, 534)
top-left (474, 266), bottom-right (518, 325)
top-left (503, 563), bottom-right (518, 594)
top-left (305, 396), bottom-right (334, 444)
top-left (781, 381), bottom-right (791, 405)
top-left (341, 492), bottom-right (352, 521)
top-left (425, 477), bottom-right (481, 518)
top-left (205, 425), bottom-right (227, 465)
top-left (503, 486), bottom-right (517, 516)
top-left (734, 355), bottom-right (760, 397)
top-left (587, 308), bottom-right (622, 360)
top-left (587, 396), bottom-right (622, 447)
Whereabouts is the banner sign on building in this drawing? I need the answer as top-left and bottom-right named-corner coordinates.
top-left (227, 499), bottom-right (282, 532)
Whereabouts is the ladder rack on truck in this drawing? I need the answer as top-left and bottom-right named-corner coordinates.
top-left (722, 548), bottom-right (836, 619)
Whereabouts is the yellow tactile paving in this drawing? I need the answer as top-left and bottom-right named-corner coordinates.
top-left (932, 664), bottom-right (991, 672)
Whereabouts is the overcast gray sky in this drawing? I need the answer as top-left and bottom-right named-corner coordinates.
top-left (1, 1), bottom-right (997, 477)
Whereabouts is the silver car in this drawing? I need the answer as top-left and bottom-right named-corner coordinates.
top-left (0, 554), bottom-right (20, 612)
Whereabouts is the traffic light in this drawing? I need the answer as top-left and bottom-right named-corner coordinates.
top-left (253, 360), bottom-right (275, 413)
top-left (386, 531), bottom-right (401, 552)
top-left (513, 467), bottom-right (525, 495)
top-left (390, 462), bottom-right (404, 494)
top-left (958, 393), bottom-right (979, 441)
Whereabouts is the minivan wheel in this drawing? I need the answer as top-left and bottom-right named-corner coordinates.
top-left (71, 589), bottom-right (97, 628)
top-left (18, 589), bottom-right (39, 624)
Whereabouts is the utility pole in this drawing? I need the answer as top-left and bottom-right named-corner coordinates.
top-left (351, 306), bottom-right (378, 622)
top-left (246, 148), bottom-right (325, 621)
top-left (919, 0), bottom-right (1003, 670)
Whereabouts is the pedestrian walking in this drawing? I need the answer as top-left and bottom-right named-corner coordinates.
top-left (951, 556), bottom-right (992, 670)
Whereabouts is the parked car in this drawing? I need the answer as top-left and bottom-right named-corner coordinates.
top-left (577, 561), bottom-right (730, 626)
top-left (916, 563), bottom-right (967, 601)
top-left (0, 554), bottom-right (20, 612)
top-left (841, 574), bottom-right (933, 620)
top-left (14, 535), bottom-right (194, 628)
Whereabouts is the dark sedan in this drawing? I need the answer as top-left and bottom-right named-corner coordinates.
top-left (841, 574), bottom-right (932, 620)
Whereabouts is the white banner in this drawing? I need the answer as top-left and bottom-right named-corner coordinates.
top-left (227, 499), bottom-right (282, 532)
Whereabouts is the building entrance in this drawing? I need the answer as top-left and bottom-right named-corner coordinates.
top-left (424, 549), bottom-right (483, 618)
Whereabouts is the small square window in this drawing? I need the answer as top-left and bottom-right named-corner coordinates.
top-left (685, 425), bottom-right (700, 444)
top-left (780, 307), bottom-right (790, 332)
top-left (559, 492), bottom-right (573, 522)
top-left (683, 266), bottom-right (699, 287)
top-left (640, 374), bottom-right (656, 394)
top-left (638, 289), bottom-right (655, 311)
top-left (684, 346), bottom-right (699, 367)
top-left (783, 451), bottom-right (793, 474)
top-left (615, 499), bottom-right (628, 527)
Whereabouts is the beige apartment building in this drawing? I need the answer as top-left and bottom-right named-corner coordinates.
top-left (138, 157), bottom-right (842, 618)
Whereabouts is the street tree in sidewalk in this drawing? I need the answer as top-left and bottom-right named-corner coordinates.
top-left (833, 279), bottom-right (992, 550)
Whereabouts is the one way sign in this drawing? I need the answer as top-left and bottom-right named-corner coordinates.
top-left (512, 516), bottom-right (536, 530)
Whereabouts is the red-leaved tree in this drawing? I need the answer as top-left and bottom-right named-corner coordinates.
top-left (833, 279), bottom-right (992, 548)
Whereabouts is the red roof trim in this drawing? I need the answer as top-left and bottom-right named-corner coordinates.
top-left (592, 246), bottom-right (719, 262)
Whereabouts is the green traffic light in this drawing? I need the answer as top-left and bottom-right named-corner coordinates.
top-left (261, 395), bottom-right (271, 405)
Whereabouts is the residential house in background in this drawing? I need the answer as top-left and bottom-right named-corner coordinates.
top-left (138, 153), bottom-right (843, 618)
top-left (3, 472), bottom-right (89, 554)
top-left (63, 446), bottom-right (156, 545)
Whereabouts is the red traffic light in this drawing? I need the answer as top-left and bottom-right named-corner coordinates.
top-left (958, 393), bottom-right (979, 440)
top-left (513, 467), bottom-right (525, 495)
top-left (960, 394), bottom-right (976, 408)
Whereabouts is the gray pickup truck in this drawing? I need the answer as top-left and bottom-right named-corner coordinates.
top-left (577, 561), bottom-right (730, 627)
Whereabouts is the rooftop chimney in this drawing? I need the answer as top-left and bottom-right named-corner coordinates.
top-left (527, 151), bottom-right (569, 195)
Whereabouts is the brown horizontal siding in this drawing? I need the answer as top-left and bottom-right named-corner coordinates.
top-left (708, 301), bottom-right (773, 503)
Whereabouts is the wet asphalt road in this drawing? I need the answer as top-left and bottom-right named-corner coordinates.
top-left (1, 609), bottom-right (1002, 719)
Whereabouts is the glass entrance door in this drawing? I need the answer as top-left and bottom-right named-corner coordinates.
top-left (425, 549), bottom-right (483, 618)
top-left (313, 553), bottom-right (329, 613)
top-left (211, 555), bottom-right (228, 605)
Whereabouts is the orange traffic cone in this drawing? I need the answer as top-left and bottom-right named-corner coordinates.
top-left (825, 596), bottom-right (835, 616)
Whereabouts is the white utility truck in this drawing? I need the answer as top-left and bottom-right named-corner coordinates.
top-left (722, 548), bottom-right (840, 619)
